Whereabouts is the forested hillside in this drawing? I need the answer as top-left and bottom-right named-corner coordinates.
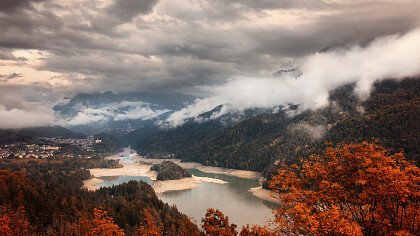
top-left (15, 126), bottom-right (87, 138)
top-left (0, 160), bottom-right (201, 235)
top-left (136, 78), bottom-right (420, 176)
top-left (0, 130), bottom-right (29, 145)
top-left (325, 79), bottom-right (420, 165)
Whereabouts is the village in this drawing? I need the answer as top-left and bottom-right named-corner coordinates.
top-left (0, 136), bottom-right (102, 159)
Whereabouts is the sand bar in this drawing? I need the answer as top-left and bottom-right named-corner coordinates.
top-left (82, 151), bottom-right (228, 193)
top-left (153, 176), bottom-right (227, 194)
top-left (83, 149), bottom-right (276, 203)
top-left (249, 186), bottom-right (280, 204)
top-left (83, 178), bottom-right (104, 191)
top-left (136, 156), bottom-right (261, 179)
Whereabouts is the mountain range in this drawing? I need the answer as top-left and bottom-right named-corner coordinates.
top-left (53, 91), bottom-right (196, 135)
top-left (130, 78), bottom-right (420, 186)
top-left (5, 77), bottom-right (418, 188)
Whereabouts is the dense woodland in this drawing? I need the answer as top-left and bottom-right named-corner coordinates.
top-left (0, 130), bottom-right (30, 145)
top-left (0, 159), bottom-right (201, 235)
top-left (136, 78), bottom-right (420, 183)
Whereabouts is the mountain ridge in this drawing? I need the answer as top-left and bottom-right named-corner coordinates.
top-left (133, 78), bottom-right (420, 180)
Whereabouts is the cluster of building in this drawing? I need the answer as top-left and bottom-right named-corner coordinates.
top-left (40, 136), bottom-right (100, 152)
top-left (0, 136), bottom-right (104, 160)
top-left (0, 143), bottom-right (60, 159)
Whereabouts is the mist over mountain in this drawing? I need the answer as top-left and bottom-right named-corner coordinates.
top-left (53, 91), bottom-right (196, 135)
top-left (134, 78), bottom-right (420, 177)
top-left (162, 29), bottom-right (420, 128)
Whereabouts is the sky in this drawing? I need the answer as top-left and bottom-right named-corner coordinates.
top-left (0, 0), bottom-right (420, 128)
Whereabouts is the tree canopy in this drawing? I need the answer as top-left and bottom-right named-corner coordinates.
top-left (270, 142), bottom-right (420, 235)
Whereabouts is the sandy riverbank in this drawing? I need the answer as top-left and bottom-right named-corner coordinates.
top-left (249, 186), bottom-right (280, 204)
top-left (136, 156), bottom-right (261, 179)
top-left (153, 176), bottom-right (227, 194)
top-left (83, 178), bottom-right (104, 191)
top-left (82, 156), bottom-right (228, 193)
top-left (83, 149), bottom-right (277, 204)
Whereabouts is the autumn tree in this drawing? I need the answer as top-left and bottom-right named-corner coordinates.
top-left (79, 208), bottom-right (125, 236)
top-left (0, 206), bottom-right (31, 236)
top-left (239, 224), bottom-right (275, 236)
top-left (202, 208), bottom-right (238, 236)
top-left (136, 208), bottom-right (163, 236)
top-left (270, 142), bottom-right (420, 236)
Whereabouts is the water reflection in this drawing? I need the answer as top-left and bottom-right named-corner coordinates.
top-left (97, 175), bottom-right (152, 188)
top-left (161, 169), bottom-right (276, 228)
top-left (95, 168), bottom-right (275, 228)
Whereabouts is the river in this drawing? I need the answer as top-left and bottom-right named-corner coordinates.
top-left (92, 151), bottom-right (276, 228)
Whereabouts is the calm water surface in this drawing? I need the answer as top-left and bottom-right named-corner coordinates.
top-left (97, 175), bottom-right (152, 188)
top-left (161, 169), bottom-right (276, 227)
top-left (97, 153), bottom-right (275, 228)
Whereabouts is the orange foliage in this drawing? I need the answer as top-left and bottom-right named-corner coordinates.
top-left (270, 142), bottom-right (420, 236)
top-left (0, 206), bottom-right (31, 236)
top-left (202, 208), bottom-right (238, 236)
top-left (79, 208), bottom-right (125, 236)
top-left (137, 208), bottom-right (163, 236)
top-left (239, 224), bottom-right (275, 236)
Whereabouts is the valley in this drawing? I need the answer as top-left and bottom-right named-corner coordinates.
top-left (82, 149), bottom-right (276, 228)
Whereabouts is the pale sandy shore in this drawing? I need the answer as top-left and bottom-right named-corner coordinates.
top-left (153, 176), bottom-right (227, 194)
top-left (83, 150), bottom-right (275, 203)
top-left (249, 186), bottom-right (280, 204)
top-left (83, 178), bottom-right (104, 191)
top-left (136, 156), bottom-right (261, 179)
top-left (82, 155), bottom-right (227, 193)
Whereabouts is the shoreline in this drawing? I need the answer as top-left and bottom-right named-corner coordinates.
top-left (249, 186), bottom-right (280, 204)
top-left (153, 176), bottom-right (227, 195)
top-left (136, 155), bottom-right (261, 180)
top-left (83, 149), bottom-right (276, 204)
top-left (82, 156), bottom-right (228, 193)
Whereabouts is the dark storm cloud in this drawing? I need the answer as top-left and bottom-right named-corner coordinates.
top-left (0, 0), bottom-right (419, 129)
top-left (0, 0), bottom-right (419, 94)
top-left (106, 0), bottom-right (159, 23)
top-left (0, 0), bottom-right (46, 12)
top-left (243, 0), bottom-right (420, 57)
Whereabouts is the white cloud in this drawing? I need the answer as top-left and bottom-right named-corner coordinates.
top-left (164, 28), bottom-right (420, 127)
top-left (0, 105), bottom-right (55, 129)
top-left (67, 101), bottom-right (171, 125)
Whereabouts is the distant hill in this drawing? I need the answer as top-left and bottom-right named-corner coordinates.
top-left (125, 105), bottom-right (269, 149)
top-left (123, 125), bottom-right (162, 146)
top-left (93, 132), bottom-right (125, 152)
top-left (324, 79), bottom-right (420, 165)
top-left (15, 126), bottom-right (87, 139)
top-left (0, 130), bottom-right (30, 145)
